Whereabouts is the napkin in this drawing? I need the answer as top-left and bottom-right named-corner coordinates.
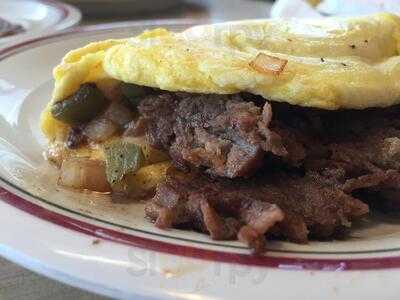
top-left (271, 0), bottom-right (400, 18)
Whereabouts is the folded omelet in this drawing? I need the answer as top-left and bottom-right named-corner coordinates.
top-left (41, 13), bottom-right (400, 253)
top-left (42, 12), bottom-right (400, 140)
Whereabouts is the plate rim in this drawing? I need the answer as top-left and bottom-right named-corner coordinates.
top-left (40, 0), bottom-right (82, 31)
top-left (0, 0), bottom-right (82, 44)
top-left (1, 21), bottom-right (400, 272)
top-left (3, 180), bottom-right (400, 272)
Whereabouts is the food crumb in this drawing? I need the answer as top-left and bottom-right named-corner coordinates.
top-left (162, 269), bottom-right (175, 278)
top-left (92, 239), bottom-right (101, 245)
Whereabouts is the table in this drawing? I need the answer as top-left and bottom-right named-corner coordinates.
top-left (0, 257), bottom-right (106, 299)
top-left (0, 1), bottom-right (272, 299)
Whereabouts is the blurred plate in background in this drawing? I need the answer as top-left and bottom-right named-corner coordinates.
top-left (0, 0), bottom-right (81, 45)
top-left (62, 0), bottom-right (183, 17)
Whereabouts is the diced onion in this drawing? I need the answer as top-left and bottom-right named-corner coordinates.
top-left (249, 53), bottom-right (288, 75)
top-left (104, 101), bottom-right (134, 127)
top-left (96, 80), bottom-right (122, 102)
top-left (83, 117), bottom-right (118, 143)
top-left (60, 158), bottom-right (111, 192)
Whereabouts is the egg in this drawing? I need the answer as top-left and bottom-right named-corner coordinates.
top-left (41, 13), bottom-right (400, 141)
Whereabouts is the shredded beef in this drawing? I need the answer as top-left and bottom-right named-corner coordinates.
top-left (135, 93), bottom-right (286, 178)
top-left (135, 91), bottom-right (400, 253)
top-left (271, 103), bottom-right (400, 209)
top-left (145, 167), bottom-right (367, 253)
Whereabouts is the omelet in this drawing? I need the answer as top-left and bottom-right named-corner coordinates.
top-left (41, 13), bottom-right (400, 139)
top-left (40, 14), bottom-right (400, 253)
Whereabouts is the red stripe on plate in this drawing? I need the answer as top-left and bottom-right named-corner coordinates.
top-left (1, 21), bottom-right (400, 271)
top-left (1, 186), bottom-right (400, 271)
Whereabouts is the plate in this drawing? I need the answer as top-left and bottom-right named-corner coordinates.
top-left (1, 20), bottom-right (400, 299)
top-left (0, 0), bottom-right (81, 45)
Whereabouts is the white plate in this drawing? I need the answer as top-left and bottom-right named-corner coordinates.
top-left (1, 20), bottom-right (400, 300)
top-left (0, 0), bottom-right (81, 45)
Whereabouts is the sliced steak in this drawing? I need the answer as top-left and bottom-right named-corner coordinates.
top-left (135, 93), bottom-right (286, 178)
top-left (145, 167), bottom-right (368, 253)
top-left (271, 103), bottom-right (400, 210)
top-left (135, 92), bottom-right (400, 254)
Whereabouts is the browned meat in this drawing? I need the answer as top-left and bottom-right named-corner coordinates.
top-left (145, 168), bottom-right (368, 253)
top-left (270, 103), bottom-right (400, 211)
top-left (136, 94), bottom-right (177, 150)
top-left (0, 18), bottom-right (24, 38)
top-left (140, 96), bottom-right (400, 253)
top-left (135, 93), bottom-right (286, 178)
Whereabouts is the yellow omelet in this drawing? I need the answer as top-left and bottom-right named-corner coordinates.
top-left (42, 13), bottom-right (400, 141)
